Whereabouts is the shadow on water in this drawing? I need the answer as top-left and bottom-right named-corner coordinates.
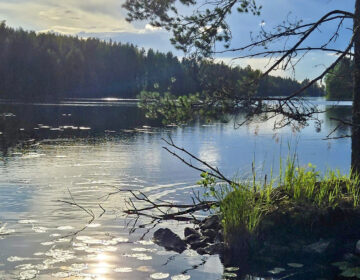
top-left (0, 102), bottom-right (162, 155)
top-left (324, 105), bottom-right (352, 137)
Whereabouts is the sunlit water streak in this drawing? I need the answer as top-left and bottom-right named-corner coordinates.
top-left (0, 98), bottom-right (352, 279)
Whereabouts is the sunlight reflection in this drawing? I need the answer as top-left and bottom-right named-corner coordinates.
top-left (91, 253), bottom-right (111, 280)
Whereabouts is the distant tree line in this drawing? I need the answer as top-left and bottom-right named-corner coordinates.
top-left (325, 57), bottom-right (353, 100)
top-left (0, 22), bottom-right (324, 101)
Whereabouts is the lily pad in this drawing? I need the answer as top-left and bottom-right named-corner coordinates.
top-left (268, 267), bottom-right (286, 274)
top-left (171, 275), bottom-right (191, 280)
top-left (287, 263), bottom-right (304, 268)
top-left (150, 272), bottom-right (170, 279)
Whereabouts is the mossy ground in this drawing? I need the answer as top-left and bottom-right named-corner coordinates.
top-left (198, 157), bottom-right (360, 278)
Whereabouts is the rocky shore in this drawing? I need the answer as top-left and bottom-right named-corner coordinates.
top-left (152, 205), bottom-right (360, 279)
top-left (153, 214), bottom-right (224, 255)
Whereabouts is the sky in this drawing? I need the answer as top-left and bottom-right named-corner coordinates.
top-left (0, 0), bottom-right (355, 81)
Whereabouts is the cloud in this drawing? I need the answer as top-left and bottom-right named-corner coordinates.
top-left (144, 24), bottom-right (162, 32)
top-left (0, 0), bottom-right (137, 34)
top-left (215, 57), bottom-right (289, 78)
top-left (0, 0), bottom-right (351, 81)
top-left (215, 51), bottom-right (337, 81)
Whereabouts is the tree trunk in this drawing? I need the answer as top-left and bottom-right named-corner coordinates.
top-left (352, 0), bottom-right (360, 174)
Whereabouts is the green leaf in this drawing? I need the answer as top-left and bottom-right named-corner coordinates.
top-left (341, 268), bottom-right (356, 278)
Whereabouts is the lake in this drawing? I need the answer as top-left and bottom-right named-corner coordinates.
top-left (0, 98), bottom-right (352, 280)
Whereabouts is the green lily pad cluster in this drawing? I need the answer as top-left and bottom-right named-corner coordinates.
top-left (333, 262), bottom-right (360, 278)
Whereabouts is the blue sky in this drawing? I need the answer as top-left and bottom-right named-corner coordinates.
top-left (0, 0), bottom-right (355, 81)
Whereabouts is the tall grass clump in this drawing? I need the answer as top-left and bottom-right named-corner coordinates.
top-left (198, 155), bottom-right (360, 238)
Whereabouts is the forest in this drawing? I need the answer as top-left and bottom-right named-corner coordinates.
top-left (325, 57), bottom-right (353, 100)
top-left (0, 22), bottom-right (324, 101)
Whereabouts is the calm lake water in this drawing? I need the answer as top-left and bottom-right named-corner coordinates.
top-left (0, 98), bottom-right (352, 280)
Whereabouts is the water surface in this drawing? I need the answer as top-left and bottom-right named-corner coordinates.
top-left (0, 98), bottom-right (352, 279)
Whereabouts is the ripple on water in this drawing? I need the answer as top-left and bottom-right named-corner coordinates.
top-left (41, 241), bottom-right (55, 246)
top-left (57, 226), bottom-right (74, 230)
top-left (32, 226), bottom-right (48, 233)
top-left (137, 266), bottom-right (155, 273)
top-left (131, 247), bottom-right (156, 252)
top-left (7, 257), bottom-right (37, 262)
top-left (52, 271), bottom-right (70, 278)
top-left (18, 220), bottom-right (38, 224)
top-left (21, 153), bottom-right (45, 159)
top-left (124, 253), bottom-right (153, 261)
top-left (15, 264), bottom-right (35, 270)
top-left (69, 263), bottom-right (88, 271)
top-left (136, 240), bottom-right (154, 246)
top-left (87, 223), bottom-right (101, 228)
top-left (75, 235), bottom-right (129, 246)
top-left (0, 223), bottom-right (15, 235)
top-left (44, 249), bottom-right (75, 263)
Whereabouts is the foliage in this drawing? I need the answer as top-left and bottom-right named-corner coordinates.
top-left (138, 63), bottom-right (324, 125)
top-left (123, 0), bottom-right (262, 56)
top-left (333, 261), bottom-right (360, 278)
top-left (0, 22), bottom-right (192, 100)
top-left (138, 91), bottom-right (204, 124)
top-left (0, 22), bottom-right (323, 101)
top-left (198, 156), bottom-right (360, 236)
top-left (324, 58), bottom-right (354, 101)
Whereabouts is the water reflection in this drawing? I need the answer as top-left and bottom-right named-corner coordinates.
top-left (324, 105), bottom-right (352, 137)
top-left (0, 99), bottom-right (354, 279)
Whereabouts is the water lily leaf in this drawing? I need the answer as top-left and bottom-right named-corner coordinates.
top-left (171, 275), bottom-right (190, 280)
top-left (332, 261), bottom-right (349, 270)
top-left (268, 267), bottom-right (285, 274)
top-left (223, 272), bottom-right (237, 278)
top-left (150, 272), bottom-right (170, 279)
top-left (287, 263), bottom-right (303, 268)
top-left (341, 268), bottom-right (356, 278)
top-left (225, 267), bottom-right (239, 272)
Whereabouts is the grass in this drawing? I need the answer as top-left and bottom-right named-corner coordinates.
top-left (198, 154), bottom-right (360, 237)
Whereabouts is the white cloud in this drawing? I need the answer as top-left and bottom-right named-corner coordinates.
top-left (0, 0), bottom-right (143, 34)
top-left (215, 57), bottom-right (289, 78)
top-left (215, 51), bottom-right (337, 81)
top-left (144, 24), bottom-right (162, 32)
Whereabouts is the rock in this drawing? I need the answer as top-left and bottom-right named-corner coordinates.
top-left (217, 230), bottom-right (224, 241)
top-left (304, 240), bottom-right (331, 254)
top-left (196, 247), bottom-right (207, 255)
top-left (201, 229), bottom-right (217, 241)
top-left (190, 237), bottom-right (209, 250)
top-left (185, 234), bottom-right (201, 244)
top-left (204, 242), bottom-right (225, 255)
top-left (200, 215), bottom-right (221, 231)
top-left (184, 227), bottom-right (199, 238)
top-left (153, 228), bottom-right (187, 253)
top-left (201, 236), bottom-right (212, 244)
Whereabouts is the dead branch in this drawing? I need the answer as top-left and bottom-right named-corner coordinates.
top-left (162, 137), bottom-right (238, 186)
top-left (123, 190), bottom-right (218, 222)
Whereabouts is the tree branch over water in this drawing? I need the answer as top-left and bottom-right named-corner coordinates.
top-left (130, 2), bottom-right (355, 131)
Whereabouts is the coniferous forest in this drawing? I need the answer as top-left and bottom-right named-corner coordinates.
top-left (0, 22), bottom-right (324, 101)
